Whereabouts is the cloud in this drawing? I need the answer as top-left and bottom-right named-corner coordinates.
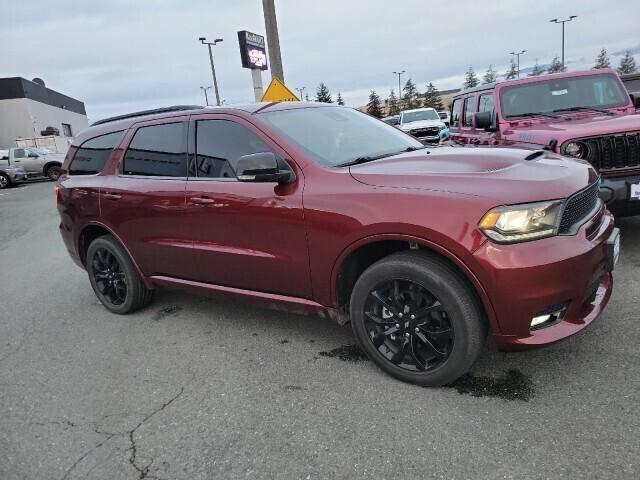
top-left (1, 0), bottom-right (637, 119)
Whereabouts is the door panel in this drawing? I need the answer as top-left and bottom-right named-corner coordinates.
top-left (99, 118), bottom-right (197, 280)
top-left (185, 115), bottom-right (311, 298)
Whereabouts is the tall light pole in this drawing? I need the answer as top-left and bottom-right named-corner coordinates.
top-left (199, 37), bottom-right (223, 106)
top-left (262, 0), bottom-right (284, 82)
top-left (550, 16), bottom-right (577, 70)
top-left (509, 50), bottom-right (526, 78)
top-left (393, 70), bottom-right (406, 107)
top-left (295, 87), bottom-right (306, 101)
top-left (200, 86), bottom-right (212, 106)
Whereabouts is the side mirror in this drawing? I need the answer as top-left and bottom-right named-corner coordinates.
top-left (474, 111), bottom-right (495, 131)
top-left (236, 152), bottom-right (292, 184)
top-left (630, 92), bottom-right (640, 108)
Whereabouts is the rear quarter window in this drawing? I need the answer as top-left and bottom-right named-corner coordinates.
top-left (69, 131), bottom-right (123, 175)
top-left (450, 99), bottom-right (463, 129)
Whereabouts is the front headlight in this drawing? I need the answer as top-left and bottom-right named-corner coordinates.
top-left (478, 200), bottom-right (564, 243)
top-left (563, 141), bottom-right (588, 159)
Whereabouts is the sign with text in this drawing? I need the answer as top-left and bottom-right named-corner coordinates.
top-left (237, 30), bottom-right (268, 70)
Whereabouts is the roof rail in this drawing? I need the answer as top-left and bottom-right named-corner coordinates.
top-left (91, 105), bottom-right (205, 126)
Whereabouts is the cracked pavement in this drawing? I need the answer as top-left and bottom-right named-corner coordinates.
top-left (1, 182), bottom-right (639, 479)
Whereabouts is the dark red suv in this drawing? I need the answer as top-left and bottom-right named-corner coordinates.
top-left (57, 103), bottom-right (620, 386)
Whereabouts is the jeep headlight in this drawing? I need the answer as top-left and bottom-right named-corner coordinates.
top-left (563, 141), bottom-right (588, 159)
top-left (479, 200), bottom-right (563, 243)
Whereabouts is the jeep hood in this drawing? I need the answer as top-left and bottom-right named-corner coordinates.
top-left (349, 147), bottom-right (599, 204)
top-left (505, 110), bottom-right (640, 145)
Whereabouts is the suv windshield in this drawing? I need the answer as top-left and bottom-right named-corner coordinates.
top-left (259, 107), bottom-right (422, 167)
top-left (500, 74), bottom-right (629, 118)
top-left (402, 109), bottom-right (440, 123)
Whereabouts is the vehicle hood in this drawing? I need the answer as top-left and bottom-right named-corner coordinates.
top-left (349, 147), bottom-right (599, 204)
top-left (505, 110), bottom-right (640, 145)
top-left (399, 119), bottom-right (444, 131)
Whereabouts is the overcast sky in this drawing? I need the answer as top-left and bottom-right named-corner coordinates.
top-left (1, 0), bottom-right (638, 122)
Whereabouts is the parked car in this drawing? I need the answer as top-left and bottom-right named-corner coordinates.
top-left (438, 111), bottom-right (451, 127)
top-left (381, 115), bottom-right (400, 126)
top-left (449, 68), bottom-right (640, 214)
top-left (398, 107), bottom-right (446, 143)
top-left (0, 164), bottom-right (27, 189)
top-left (0, 147), bottom-right (65, 180)
top-left (57, 103), bottom-right (618, 386)
top-left (620, 72), bottom-right (640, 94)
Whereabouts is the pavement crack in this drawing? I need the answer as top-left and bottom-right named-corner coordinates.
top-left (127, 386), bottom-right (185, 480)
top-left (60, 433), bottom-right (115, 480)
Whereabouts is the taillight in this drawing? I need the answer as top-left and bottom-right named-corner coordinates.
top-left (54, 185), bottom-right (61, 205)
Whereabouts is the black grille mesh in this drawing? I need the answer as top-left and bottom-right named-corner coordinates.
top-left (583, 133), bottom-right (640, 170)
top-left (559, 181), bottom-right (600, 234)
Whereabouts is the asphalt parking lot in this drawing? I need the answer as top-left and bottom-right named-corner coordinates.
top-left (1, 181), bottom-right (639, 479)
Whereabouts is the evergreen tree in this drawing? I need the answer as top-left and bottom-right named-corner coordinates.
top-left (482, 65), bottom-right (498, 84)
top-left (423, 82), bottom-right (444, 110)
top-left (547, 56), bottom-right (566, 74)
top-left (463, 66), bottom-right (479, 89)
top-left (315, 82), bottom-right (333, 103)
top-left (336, 92), bottom-right (345, 105)
top-left (618, 50), bottom-right (637, 74)
top-left (593, 48), bottom-right (611, 69)
top-left (387, 89), bottom-right (400, 116)
top-left (504, 58), bottom-right (518, 80)
top-left (402, 78), bottom-right (419, 109)
top-left (529, 59), bottom-right (544, 76)
top-left (366, 90), bottom-right (384, 118)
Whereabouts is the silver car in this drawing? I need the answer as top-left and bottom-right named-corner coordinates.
top-left (0, 165), bottom-right (27, 189)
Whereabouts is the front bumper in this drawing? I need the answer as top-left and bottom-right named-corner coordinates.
top-left (472, 207), bottom-right (615, 350)
top-left (599, 173), bottom-right (640, 215)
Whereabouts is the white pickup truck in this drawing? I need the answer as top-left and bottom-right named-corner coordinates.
top-left (0, 147), bottom-right (65, 180)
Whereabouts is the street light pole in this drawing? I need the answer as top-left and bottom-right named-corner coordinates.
top-left (392, 70), bottom-right (406, 107)
top-left (199, 37), bottom-right (223, 106)
top-left (200, 86), bottom-right (211, 106)
top-left (509, 50), bottom-right (526, 78)
top-left (262, 0), bottom-right (284, 82)
top-left (295, 87), bottom-right (306, 101)
top-left (550, 16), bottom-right (577, 70)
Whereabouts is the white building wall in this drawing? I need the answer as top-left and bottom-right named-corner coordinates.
top-left (0, 98), bottom-right (88, 148)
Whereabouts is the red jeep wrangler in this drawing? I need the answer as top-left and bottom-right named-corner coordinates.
top-left (450, 69), bottom-right (640, 214)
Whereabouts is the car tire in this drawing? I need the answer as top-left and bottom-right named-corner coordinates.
top-left (0, 173), bottom-right (9, 189)
top-left (46, 165), bottom-right (62, 181)
top-left (350, 250), bottom-right (486, 386)
top-left (86, 235), bottom-right (154, 314)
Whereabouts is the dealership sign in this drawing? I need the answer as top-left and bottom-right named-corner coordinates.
top-left (237, 31), bottom-right (268, 70)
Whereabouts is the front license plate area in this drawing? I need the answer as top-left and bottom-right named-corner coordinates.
top-left (630, 182), bottom-right (640, 201)
top-left (606, 228), bottom-right (620, 272)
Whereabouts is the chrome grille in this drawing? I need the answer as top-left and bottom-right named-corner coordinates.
top-left (582, 132), bottom-right (640, 170)
top-left (559, 181), bottom-right (600, 234)
top-left (410, 127), bottom-right (440, 137)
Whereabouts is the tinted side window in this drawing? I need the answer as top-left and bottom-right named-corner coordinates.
top-left (124, 122), bottom-right (187, 177)
top-left (478, 93), bottom-right (495, 115)
top-left (194, 120), bottom-right (272, 178)
top-left (462, 97), bottom-right (475, 127)
top-left (70, 131), bottom-right (123, 175)
top-left (450, 99), bottom-right (462, 129)
top-left (14, 148), bottom-right (25, 158)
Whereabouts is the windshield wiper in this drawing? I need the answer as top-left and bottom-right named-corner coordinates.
top-left (506, 112), bottom-right (560, 120)
top-left (552, 106), bottom-right (616, 116)
top-left (336, 146), bottom-right (427, 167)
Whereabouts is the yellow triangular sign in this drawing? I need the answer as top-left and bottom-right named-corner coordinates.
top-left (261, 78), bottom-right (299, 102)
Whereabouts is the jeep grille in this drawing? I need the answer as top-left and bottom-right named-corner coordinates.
top-left (581, 133), bottom-right (640, 171)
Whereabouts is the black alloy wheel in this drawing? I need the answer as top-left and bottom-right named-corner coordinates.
top-left (364, 279), bottom-right (453, 372)
top-left (86, 235), bottom-right (154, 314)
top-left (350, 251), bottom-right (486, 386)
top-left (91, 247), bottom-right (127, 306)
